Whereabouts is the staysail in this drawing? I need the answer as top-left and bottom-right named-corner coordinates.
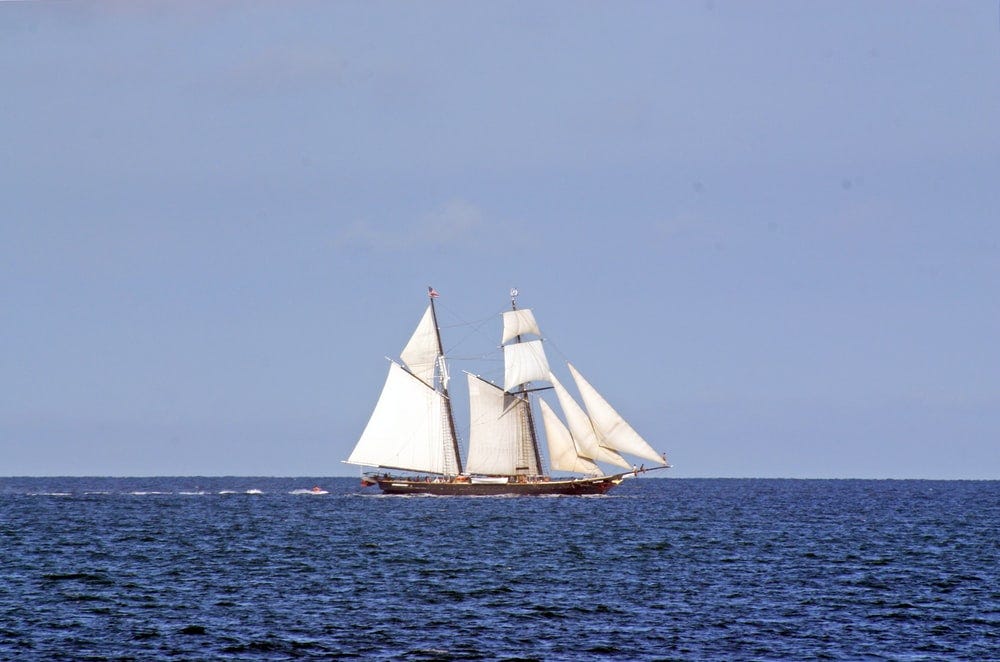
top-left (568, 363), bottom-right (663, 465)
top-left (548, 371), bottom-right (632, 470)
top-left (538, 398), bottom-right (602, 475)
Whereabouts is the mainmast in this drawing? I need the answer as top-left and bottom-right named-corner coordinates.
top-left (428, 286), bottom-right (463, 475)
top-left (509, 288), bottom-right (545, 476)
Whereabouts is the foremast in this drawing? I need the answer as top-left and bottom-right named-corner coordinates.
top-left (345, 287), bottom-right (462, 476)
top-left (427, 286), bottom-right (463, 475)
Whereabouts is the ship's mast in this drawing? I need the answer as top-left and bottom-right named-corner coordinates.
top-left (510, 288), bottom-right (545, 476)
top-left (428, 286), bottom-right (463, 475)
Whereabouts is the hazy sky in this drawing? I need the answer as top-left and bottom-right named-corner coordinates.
top-left (3, 2), bottom-right (999, 478)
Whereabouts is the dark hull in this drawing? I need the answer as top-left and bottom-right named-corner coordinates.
top-left (367, 474), bottom-right (627, 496)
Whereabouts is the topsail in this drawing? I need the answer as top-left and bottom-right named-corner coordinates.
top-left (503, 340), bottom-right (551, 392)
top-left (501, 308), bottom-right (542, 344)
top-left (400, 305), bottom-right (439, 387)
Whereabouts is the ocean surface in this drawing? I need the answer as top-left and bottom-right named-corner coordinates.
top-left (1, 478), bottom-right (997, 660)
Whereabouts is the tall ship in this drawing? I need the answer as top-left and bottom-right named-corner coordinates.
top-left (345, 287), bottom-right (670, 495)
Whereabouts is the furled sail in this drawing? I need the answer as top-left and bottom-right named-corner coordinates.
top-left (400, 305), bottom-right (438, 387)
top-left (548, 371), bottom-right (632, 470)
top-left (501, 308), bottom-right (542, 344)
top-left (538, 398), bottom-right (602, 476)
top-left (465, 374), bottom-right (536, 475)
top-left (503, 339), bottom-right (551, 392)
top-left (568, 363), bottom-right (663, 465)
top-left (347, 362), bottom-right (458, 474)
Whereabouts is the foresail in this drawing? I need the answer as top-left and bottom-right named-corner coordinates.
top-left (549, 371), bottom-right (632, 470)
top-left (501, 308), bottom-right (542, 344)
top-left (503, 340), bottom-right (551, 392)
top-left (568, 363), bottom-right (664, 465)
top-left (347, 362), bottom-right (456, 474)
top-left (465, 374), bottom-right (536, 475)
top-left (539, 398), bottom-right (602, 476)
top-left (400, 305), bottom-right (438, 387)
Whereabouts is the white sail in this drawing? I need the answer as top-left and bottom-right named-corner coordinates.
top-left (538, 398), bottom-right (602, 476)
top-left (549, 371), bottom-right (632, 470)
top-left (400, 305), bottom-right (438, 387)
top-left (501, 308), bottom-right (542, 344)
top-left (466, 374), bottom-right (532, 475)
top-left (568, 363), bottom-right (664, 465)
top-left (503, 339), bottom-right (551, 391)
top-left (347, 362), bottom-right (456, 474)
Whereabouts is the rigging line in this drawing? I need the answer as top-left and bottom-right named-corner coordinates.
top-left (540, 333), bottom-right (572, 370)
top-left (437, 313), bottom-right (495, 329)
top-left (435, 300), bottom-right (509, 357)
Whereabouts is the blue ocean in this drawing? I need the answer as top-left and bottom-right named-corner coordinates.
top-left (1, 478), bottom-right (997, 660)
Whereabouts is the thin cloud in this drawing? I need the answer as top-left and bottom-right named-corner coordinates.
top-left (334, 199), bottom-right (489, 252)
top-left (656, 211), bottom-right (713, 241)
top-left (222, 44), bottom-right (350, 97)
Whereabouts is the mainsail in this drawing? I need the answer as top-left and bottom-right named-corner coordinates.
top-left (465, 374), bottom-right (539, 475)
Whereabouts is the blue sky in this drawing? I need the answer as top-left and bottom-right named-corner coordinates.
top-left (2, 2), bottom-right (998, 477)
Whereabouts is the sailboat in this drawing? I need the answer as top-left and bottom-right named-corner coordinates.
top-left (344, 287), bottom-right (670, 495)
